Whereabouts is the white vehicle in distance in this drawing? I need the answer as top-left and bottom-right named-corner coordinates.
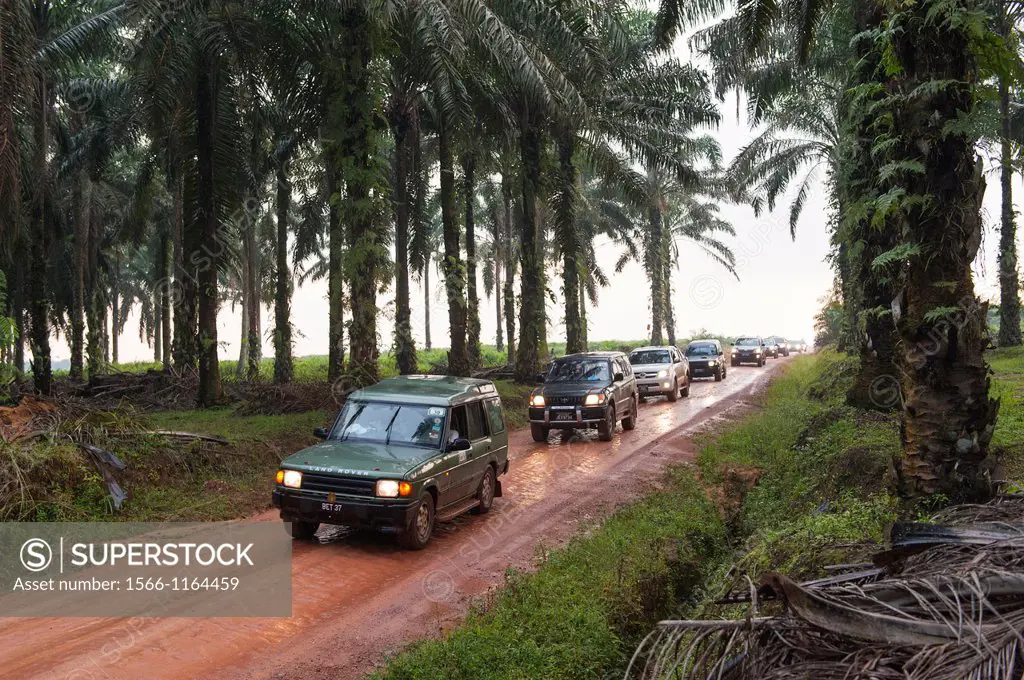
top-left (628, 346), bottom-right (690, 403)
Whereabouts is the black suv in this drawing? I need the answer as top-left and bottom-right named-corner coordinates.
top-left (528, 352), bottom-right (639, 443)
top-left (684, 339), bottom-right (727, 382)
top-left (731, 337), bottom-right (767, 366)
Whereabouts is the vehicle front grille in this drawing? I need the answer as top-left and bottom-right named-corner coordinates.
top-left (637, 372), bottom-right (660, 379)
top-left (300, 474), bottom-right (376, 497)
top-left (549, 395), bottom-right (581, 406)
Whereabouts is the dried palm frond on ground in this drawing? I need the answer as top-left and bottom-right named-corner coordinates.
top-left (626, 495), bottom-right (1024, 680)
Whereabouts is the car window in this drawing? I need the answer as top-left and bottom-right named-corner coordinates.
top-left (467, 401), bottom-right (487, 440)
top-left (630, 350), bottom-right (672, 365)
top-left (331, 401), bottom-right (446, 448)
top-left (449, 405), bottom-right (468, 444)
top-left (735, 337), bottom-right (761, 347)
top-left (686, 344), bottom-right (715, 357)
top-left (485, 398), bottom-right (505, 434)
top-left (547, 359), bottom-right (610, 383)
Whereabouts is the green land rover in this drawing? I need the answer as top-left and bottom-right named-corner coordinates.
top-left (272, 375), bottom-right (510, 549)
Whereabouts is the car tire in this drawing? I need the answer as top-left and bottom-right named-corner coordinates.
top-left (731, 359), bottom-right (738, 367)
top-left (715, 366), bottom-right (723, 382)
top-left (667, 380), bottom-right (679, 402)
top-left (398, 493), bottom-right (435, 550)
top-left (289, 521), bottom-right (319, 540)
top-left (758, 358), bottom-right (764, 367)
top-left (681, 377), bottom-right (690, 398)
top-left (598, 406), bottom-right (615, 441)
top-left (531, 423), bottom-right (549, 443)
top-left (471, 466), bottom-right (496, 515)
top-left (622, 398), bottom-right (637, 430)
top-left (639, 395), bottom-right (648, 403)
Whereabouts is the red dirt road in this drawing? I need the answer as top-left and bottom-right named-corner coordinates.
top-left (0, 359), bottom-right (788, 680)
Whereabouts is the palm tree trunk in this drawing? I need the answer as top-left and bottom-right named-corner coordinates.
top-left (423, 262), bottom-right (431, 351)
top-left (844, 0), bottom-right (900, 412)
top-left (556, 133), bottom-right (583, 354)
top-left (439, 116), bottom-right (469, 376)
top-left (29, 76), bottom-right (50, 395)
top-left (326, 146), bottom-right (345, 381)
top-left (338, 9), bottom-right (383, 387)
top-left (502, 173), bottom-right (516, 366)
top-left (463, 149), bottom-right (481, 371)
top-left (391, 106), bottom-right (416, 375)
top-left (171, 170), bottom-right (198, 370)
top-left (579, 276), bottom-right (588, 349)
top-left (70, 172), bottom-right (89, 379)
top-left (495, 245), bottom-right (503, 352)
top-left (648, 203), bottom-right (664, 345)
top-left (883, 0), bottom-right (998, 501)
top-left (664, 254), bottom-right (676, 346)
top-left (237, 295), bottom-right (248, 376)
top-left (244, 208), bottom-right (260, 381)
top-left (274, 157), bottom-right (293, 384)
top-left (998, 70), bottom-right (1021, 347)
top-left (161, 232), bottom-right (171, 369)
top-left (196, 65), bottom-right (223, 406)
top-left (515, 112), bottom-right (543, 382)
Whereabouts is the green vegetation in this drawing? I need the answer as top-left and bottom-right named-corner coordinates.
top-left (990, 346), bottom-right (1024, 482)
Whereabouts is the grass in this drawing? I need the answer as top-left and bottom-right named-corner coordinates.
top-left (990, 346), bottom-right (1024, 483)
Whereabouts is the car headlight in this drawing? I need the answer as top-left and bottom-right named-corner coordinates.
top-left (755, 349), bottom-right (762, 354)
top-left (530, 394), bottom-right (546, 407)
top-left (281, 470), bottom-right (302, 489)
top-left (656, 369), bottom-right (669, 378)
top-left (708, 360), bottom-right (717, 366)
top-left (584, 392), bottom-right (606, 406)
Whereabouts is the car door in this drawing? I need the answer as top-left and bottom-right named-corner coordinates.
top-left (438, 404), bottom-right (470, 508)
top-left (672, 348), bottom-right (686, 382)
top-left (613, 357), bottom-right (631, 414)
top-left (484, 397), bottom-right (508, 473)
top-left (460, 399), bottom-right (492, 500)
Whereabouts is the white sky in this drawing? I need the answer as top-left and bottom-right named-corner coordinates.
top-left (45, 27), bottom-right (1021, 365)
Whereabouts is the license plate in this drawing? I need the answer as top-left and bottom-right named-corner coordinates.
top-left (321, 503), bottom-right (344, 512)
top-left (554, 412), bottom-right (575, 421)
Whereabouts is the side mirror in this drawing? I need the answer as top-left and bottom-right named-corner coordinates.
top-left (313, 427), bottom-right (329, 440)
top-left (535, 374), bottom-right (546, 384)
top-left (614, 371), bottom-right (624, 382)
top-left (448, 437), bottom-right (471, 452)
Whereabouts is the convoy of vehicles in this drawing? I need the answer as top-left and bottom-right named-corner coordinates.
top-left (274, 336), bottom-right (804, 546)
top-left (628, 346), bottom-right (691, 402)
top-left (527, 352), bottom-right (639, 443)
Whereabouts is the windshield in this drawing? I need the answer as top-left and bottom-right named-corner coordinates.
top-left (547, 359), bottom-right (611, 383)
top-left (330, 401), bottom-right (446, 448)
top-left (735, 337), bottom-right (761, 347)
top-left (686, 344), bottom-right (716, 357)
top-left (630, 350), bottom-right (671, 365)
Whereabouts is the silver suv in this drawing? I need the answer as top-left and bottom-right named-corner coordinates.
top-left (628, 346), bottom-right (690, 403)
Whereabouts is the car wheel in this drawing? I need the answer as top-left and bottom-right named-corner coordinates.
top-left (667, 379), bottom-right (679, 402)
top-left (731, 359), bottom-right (738, 367)
top-left (622, 398), bottom-right (637, 430)
top-left (715, 366), bottom-right (723, 382)
top-left (598, 405), bottom-right (615, 442)
top-left (530, 423), bottom-right (549, 443)
top-left (289, 521), bottom-right (319, 541)
top-left (681, 376), bottom-right (690, 398)
top-left (471, 466), bottom-right (496, 515)
top-left (758, 358), bottom-right (764, 367)
top-left (639, 395), bottom-right (648, 403)
top-left (398, 493), bottom-right (435, 550)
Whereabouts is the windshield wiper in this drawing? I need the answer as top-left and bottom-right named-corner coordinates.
top-left (383, 408), bottom-right (402, 446)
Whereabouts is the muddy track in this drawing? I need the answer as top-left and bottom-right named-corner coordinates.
top-left (0, 359), bottom-right (789, 680)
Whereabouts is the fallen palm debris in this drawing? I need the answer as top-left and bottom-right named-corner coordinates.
top-left (626, 495), bottom-right (1024, 679)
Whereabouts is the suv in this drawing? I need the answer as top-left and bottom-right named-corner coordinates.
top-left (529, 352), bottom-right (639, 443)
top-left (731, 337), bottom-right (767, 366)
top-left (770, 337), bottom-right (790, 357)
top-left (684, 339), bottom-right (727, 382)
top-left (273, 376), bottom-right (510, 550)
top-left (629, 346), bottom-right (690, 402)
top-left (764, 337), bottom-right (781, 358)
